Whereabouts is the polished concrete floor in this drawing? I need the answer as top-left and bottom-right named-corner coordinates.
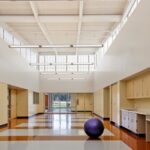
top-left (0, 112), bottom-right (150, 150)
top-left (47, 108), bottom-right (71, 113)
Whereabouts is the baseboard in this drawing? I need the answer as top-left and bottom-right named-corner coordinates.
top-left (36, 112), bottom-right (44, 115)
top-left (93, 112), bottom-right (110, 120)
top-left (17, 114), bottom-right (36, 119)
top-left (120, 126), bottom-right (145, 136)
top-left (17, 116), bottom-right (30, 119)
top-left (0, 123), bottom-right (8, 128)
top-left (110, 121), bottom-right (121, 128)
top-left (73, 111), bottom-right (92, 112)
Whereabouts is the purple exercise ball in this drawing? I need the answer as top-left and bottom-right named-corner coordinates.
top-left (84, 118), bottom-right (104, 138)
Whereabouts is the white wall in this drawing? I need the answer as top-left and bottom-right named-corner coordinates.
top-left (1, 0), bottom-right (150, 94)
top-left (40, 0), bottom-right (150, 93)
top-left (0, 38), bottom-right (39, 91)
top-left (28, 91), bottom-right (45, 116)
top-left (40, 74), bottom-right (94, 93)
top-left (94, 0), bottom-right (150, 91)
top-left (0, 36), bottom-right (94, 93)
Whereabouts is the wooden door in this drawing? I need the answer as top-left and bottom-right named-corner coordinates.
top-left (111, 83), bottom-right (119, 124)
top-left (0, 83), bottom-right (8, 125)
top-left (84, 94), bottom-right (93, 111)
top-left (76, 94), bottom-right (85, 111)
top-left (70, 94), bottom-right (77, 111)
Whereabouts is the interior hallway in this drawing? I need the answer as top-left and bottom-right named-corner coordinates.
top-left (0, 112), bottom-right (150, 150)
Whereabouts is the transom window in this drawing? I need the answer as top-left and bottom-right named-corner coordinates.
top-left (38, 55), bottom-right (95, 73)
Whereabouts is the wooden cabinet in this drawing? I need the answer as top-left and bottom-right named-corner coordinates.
top-left (126, 80), bottom-right (134, 98)
top-left (121, 110), bottom-right (146, 134)
top-left (142, 74), bottom-right (150, 98)
top-left (133, 77), bottom-right (143, 98)
top-left (126, 73), bottom-right (150, 99)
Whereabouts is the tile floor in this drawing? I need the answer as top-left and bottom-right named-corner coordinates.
top-left (0, 112), bottom-right (150, 150)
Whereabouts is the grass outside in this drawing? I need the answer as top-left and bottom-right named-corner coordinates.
top-left (52, 101), bottom-right (70, 108)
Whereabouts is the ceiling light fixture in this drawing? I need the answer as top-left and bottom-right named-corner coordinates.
top-left (73, 44), bottom-right (103, 48)
top-left (47, 77), bottom-right (85, 80)
top-left (41, 45), bottom-right (71, 48)
top-left (30, 63), bottom-right (94, 66)
top-left (9, 45), bottom-right (39, 48)
top-left (9, 44), bottom-right (103, 49)
top-left (40, 72), bottom-right (89, 75)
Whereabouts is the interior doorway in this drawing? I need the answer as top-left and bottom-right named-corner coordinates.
top-left (8, 88), bottom-right (17, 121)
top-left (48, 93), bottom-right (71, 113)
top-left (8, 89), bottom-right (11, 120)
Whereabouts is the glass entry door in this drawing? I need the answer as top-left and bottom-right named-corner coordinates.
top-left (50, 93), bottom-right (71, 113)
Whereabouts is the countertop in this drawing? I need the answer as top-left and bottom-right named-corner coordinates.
top-left (121, 109), bottom-right (150, 115)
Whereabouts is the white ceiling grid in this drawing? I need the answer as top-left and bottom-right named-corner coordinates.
top-left (0, 0), bottom-right (128, 55)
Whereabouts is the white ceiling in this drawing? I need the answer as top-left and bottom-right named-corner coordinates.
top-left (0, 0), bottom-right (128, 55)
top-left (94, 0), bottom-right (150, 91)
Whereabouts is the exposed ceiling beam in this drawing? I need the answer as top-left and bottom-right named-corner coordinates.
top-left (0, 15), bottom-right (122, 23)
top-left (76, 0), bottom-right (84, 55)
top-left (29, 1), bottom-right (57, 54)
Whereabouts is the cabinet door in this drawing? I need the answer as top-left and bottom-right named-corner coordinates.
top-left (137, 114), bottom-right (146, 134)
top-left (121, 111), bottom-right (126, 127)
top-left (126, 80), bottom-right (134, 98)
top-left (143, 74), bottom-right (150, 98)
top-left (122, 110), bottom-right (128, 129)
top-left (128, 112), bottom-right (137, 133)
top-left (131, 113), bottom-right (137, 133)
top-left (128, 112), bottom-right (132, 131)
top-left (134, 77), bottom-right (143, 98)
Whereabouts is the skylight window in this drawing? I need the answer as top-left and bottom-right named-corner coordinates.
top-left (38, 55), bottom-right (95, 73)
top-left (0, 26), bottom-right (38, 70)
top-left (95, 0), bottom-right (141, 64)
